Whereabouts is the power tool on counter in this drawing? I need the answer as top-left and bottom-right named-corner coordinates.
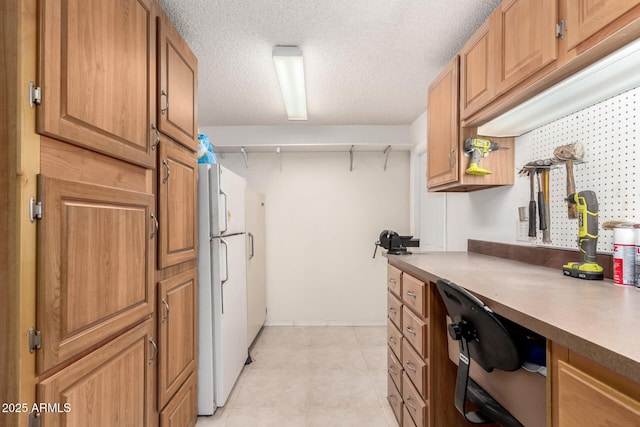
top-left (562, 190), bottom-right (604, 280)
top-left (464, 137), bottom-right (506, 175)
top-left (372, 230), bottom-right (419, 258)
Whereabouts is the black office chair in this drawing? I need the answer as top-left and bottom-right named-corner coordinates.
top-left (436, 279), bottom-right (524, 427)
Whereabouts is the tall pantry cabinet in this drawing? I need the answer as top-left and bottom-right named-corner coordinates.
top-left (3, 0), bottom-right (199, 425)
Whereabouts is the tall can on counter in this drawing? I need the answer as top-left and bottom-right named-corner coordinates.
top-left (613, 225), bottom-right (636, 286)
top-left (636, 224), bottom-right (640, 289)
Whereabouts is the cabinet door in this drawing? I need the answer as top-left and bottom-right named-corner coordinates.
top-left (565, 0), bottom-right (640, 50)
top-left (557, 360), bottom-right (640, 426)
top-left (157, 10), bottom-right (198, 152)
top-left (160, 372), bottom-right (197, 427)
top-left (157, 269), bottom-right (197, 410)
top-left (38, 0), bottom-right (156, 168)
top-left (494, 0), bottom-right (558, 95)
top-left (38, 319), bottom-right (157, 427)
top-left (460, 18), bottom-right (494, 119)
top-left (37, 176), bottom-right (154, 373)
top-left (158, 136), bottom-right (198, 268)
top-left (427, 56), bottom-right (459, 189)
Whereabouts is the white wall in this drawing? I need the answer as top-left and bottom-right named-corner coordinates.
top-left (216, 149), bottom-right (410, 326)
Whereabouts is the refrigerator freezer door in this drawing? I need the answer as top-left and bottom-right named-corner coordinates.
top-left (214, 233), bottom-right (248, 405)
top-left (214, 165), bottom-right (246, 235)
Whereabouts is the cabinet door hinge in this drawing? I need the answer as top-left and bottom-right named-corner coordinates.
top-left (556, 20), bottom-right (565, 39)
top-left (29, 409), bottom-right (41, 427)
top-left (29, 81), bottom-right (42, 108)
top-left (29, 328), bottom-right (41, 353)
top-left (29, 197), bottom-right (43, 222)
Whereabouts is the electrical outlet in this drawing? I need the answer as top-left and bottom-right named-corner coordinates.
top-left (516, 219), bottom-right (530, 242)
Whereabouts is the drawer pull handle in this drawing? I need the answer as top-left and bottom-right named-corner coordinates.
top-left (389, 278), bottom-right (396, 284)
top-left (388, 337), bottom-right (396, 345)
top-left (388, 395), bottom-right (399, 405)
top-left (389, 366), bottom-right (397, 375)
top-left (388, 307), bottom-right (396, 314)
top-left (406, 326), bottom-right (416, 335)
top-left (406, 397), bottom-right (417, 411)
top-left (405, 361), bottom-right (417, 372)
top-left (406, 290), bottom-right (417, 299)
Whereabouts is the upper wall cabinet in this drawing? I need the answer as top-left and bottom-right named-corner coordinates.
top-left (565, 0), bottom-right (640, 51)
top-left (427, 56), bottom-right (460, 189)
top-left (460, 19), bottom-right (494, 119)
top-left (157, 10), bottom-right (198, 152)
top-left (461, 0), bottom-right (640, 126)
top-left (38, 0), bottom-right (156, 169)
top-left (493, 0), bottom-right (558, 96)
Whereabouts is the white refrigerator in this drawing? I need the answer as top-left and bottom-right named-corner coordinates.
top-left (197, 164), bottom-right (248, 415)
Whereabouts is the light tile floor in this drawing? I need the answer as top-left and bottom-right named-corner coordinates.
top-left (196, 326), bottom-right (398, 427)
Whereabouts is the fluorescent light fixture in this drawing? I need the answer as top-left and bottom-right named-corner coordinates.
top-left (273, 45), bottom-right (308, 121)
top-left (479, 38), bottom-right (640, 137)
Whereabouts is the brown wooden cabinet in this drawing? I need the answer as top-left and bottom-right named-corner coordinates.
top-left (550, 342), bottom-right (640, 426)
top-left (460, 18), bottom-right (494, 119)
top-left (160, 373), bottom-right (197, 427)
top-left (157, 269), bottom-right (198, 410)
top-left (37, 319), bottom-right (157, 427)
top-left (38, 0), bottom-right (156, 169)
top-left (157, 10), bottom-right (198, 152)
top-left (427, 56), bottom-right (515, 192)
top-left (493, 0), bottom-right (559, 96)
top-left (157, 136), bottom-right (198, 269)
top-left (427, 56), bottom-right (460, 189)
top-left (36, 174), bottom-right (154, 374)
top-left (565, 0), bottom-right (640, 52)
top-left (461, 0), bottom-right (640, 127)
top-left (29, 1), bottom-right (199, 426)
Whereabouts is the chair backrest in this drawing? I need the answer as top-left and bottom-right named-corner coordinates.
top-left (436, 279), bottom-right (521, 372)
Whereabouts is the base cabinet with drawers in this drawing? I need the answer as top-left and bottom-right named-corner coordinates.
top-left (386, 263), bottom-right (477, 427)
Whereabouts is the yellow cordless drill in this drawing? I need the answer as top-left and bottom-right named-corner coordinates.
top-left (562, 191), bottom-right (604, 280)
top-left (464, 137), bottom-right (502, 175)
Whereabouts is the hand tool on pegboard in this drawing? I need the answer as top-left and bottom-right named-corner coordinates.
top-left (541, 169), bottom-right (551, 243)
top-left (519, 159), bottom-right (557, 239)
top-left (553, 142), bottom-right (585, 219)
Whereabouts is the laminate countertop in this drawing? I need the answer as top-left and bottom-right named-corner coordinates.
top-left (387, 251), bottom-right (640, 384)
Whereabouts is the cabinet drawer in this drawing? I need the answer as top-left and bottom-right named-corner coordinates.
top-left (388, 347), bottom-right (403, 392)
top-left (388, 265), bottom-right (402, 297)
top-left (403, 405), bottom-right (418, 427)
top-left (388, 321), bottom-right (403, 361)
top-left (387, 374), bottom-right (403, 425)
top-left (402, 306), bottom-right (428, 357)
top-left (402, 338), bottom-right (428, 400)
top-left (402, 274), bottom-right (427, 317)
top-left (403, 372), bottom-right (428, 427)
top-left (388, 291), bottom-right (403, 329)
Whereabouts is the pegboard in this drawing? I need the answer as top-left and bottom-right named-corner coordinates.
top-left (524, 86), bottom-right (639, 253)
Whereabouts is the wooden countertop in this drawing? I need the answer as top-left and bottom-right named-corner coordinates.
top-left (387, 252), bottom-right (640, 384)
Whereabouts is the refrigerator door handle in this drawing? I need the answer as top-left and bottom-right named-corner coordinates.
top-left (248, 232), bottom-right (254, 260)
top-left (219, 189), bottom-right (228, 233)
top-left (220, 238), bottom-right (229, 313)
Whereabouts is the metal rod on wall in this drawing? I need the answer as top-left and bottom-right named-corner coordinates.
top-left (276, 146), bottom-right (282, 172)
top-left (349, 145), bottom-right (354, 172)
top-left (383, 145), bottom-right (391, 171)
top-left (240, 146), bottom-right (249, 169)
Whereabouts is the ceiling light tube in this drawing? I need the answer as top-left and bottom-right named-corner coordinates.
top-left (273, 45), bottom-right (308, 121)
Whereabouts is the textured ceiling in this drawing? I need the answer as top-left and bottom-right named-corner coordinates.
top-left (158, 0), bottom-right (502, 126)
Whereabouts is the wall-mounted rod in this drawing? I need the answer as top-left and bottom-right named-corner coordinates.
top-left (240, 147), bottom-right (249, 169)
top-left (276, 146), bottom-right (282, 172)
top-left (383, 145), bottom-right (391, 171)
top-left (349, 145), bottom-right (355, 172)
